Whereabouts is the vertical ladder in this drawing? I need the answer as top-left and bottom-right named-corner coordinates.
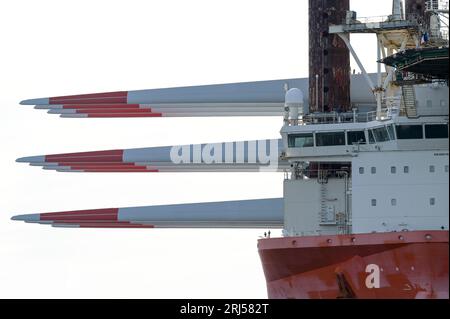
top-left (320, 183), bottom-right (328, 224)
top-left (318, 170), bottom-right (334, 224)
top-left (401, 85), bottom-right (418, 118)
top-left (345, 177), bottom-right (352, 234)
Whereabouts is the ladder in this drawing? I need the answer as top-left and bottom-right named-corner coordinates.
top-left (318, 171), bottom-right (336, 225)
top-left (319, 183), bottom-right (330, 224)
top-left (401, 85), bottom-right (419, 118)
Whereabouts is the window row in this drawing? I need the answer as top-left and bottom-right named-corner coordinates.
top-left (288, 124), bottom-right (448, 148)
top-left (359, 165), bottom-right (448, 174)
top-left (371, 198), bottom-right (437, 206)
top-left (396, 124), bottom-right (448, 140)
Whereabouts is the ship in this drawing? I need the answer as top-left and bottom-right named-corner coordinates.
top-left (11, 0), bottom-right (449, 298)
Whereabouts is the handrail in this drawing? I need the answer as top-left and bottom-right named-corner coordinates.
top-left (288, 108), bottom-right (394, 126)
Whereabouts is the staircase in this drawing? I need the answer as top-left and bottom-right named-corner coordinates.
top-left (401, 85), bottom-right (418, 118)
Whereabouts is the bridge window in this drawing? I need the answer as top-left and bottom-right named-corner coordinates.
top-left (425, 124), bottom-right (448, 139)
top-left (288, 133), bottom-right (314, 148)
top-left (368, 130), bottom-right (376, 144)
top-left (347, 131), bottom-right (366, 145)
top-left (372, 127), bottom-right (391, 142)
top-left (316, 132), bottom-right (345, 146)
top-left (395, 125), bottom-right (423, 139)
top-left (387, 125), bottom-right (396, 140)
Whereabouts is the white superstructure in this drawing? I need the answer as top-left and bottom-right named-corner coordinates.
top-left (281, 82), bottom-right (449, 237)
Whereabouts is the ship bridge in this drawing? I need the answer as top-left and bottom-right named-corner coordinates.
top-left (280, 113), bottom-right (449, 162)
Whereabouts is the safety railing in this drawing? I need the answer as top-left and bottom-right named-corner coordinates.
top-left (289, 109), bottom-right (394, 126)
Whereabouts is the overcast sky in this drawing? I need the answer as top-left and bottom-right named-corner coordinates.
top-left (0, 0), bottom-right (393, 298)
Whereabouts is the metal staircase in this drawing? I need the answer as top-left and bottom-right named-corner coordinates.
top-left (401, 85), bottom-right (419, 118)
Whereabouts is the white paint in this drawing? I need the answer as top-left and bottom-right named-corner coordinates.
top-left (282, 113), bottom-right (449, 235)
top-left (284, 178), bottom-right (347, 236)
top-left (352, 150), bottom-right (449, 233)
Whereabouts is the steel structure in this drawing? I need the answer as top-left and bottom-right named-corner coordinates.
top-left (309, 0), bottom-right (351, 113)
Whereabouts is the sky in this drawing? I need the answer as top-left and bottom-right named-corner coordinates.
top-left (0, 0), bottom-right (393, 298)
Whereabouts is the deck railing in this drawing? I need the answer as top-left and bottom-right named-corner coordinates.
top-left (288, 108), bottom-right (394, 126)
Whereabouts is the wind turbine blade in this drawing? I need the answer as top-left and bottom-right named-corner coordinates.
top-left (20, 78), bottom-right (308, 118)
top-left (17, 139), bottom-right (287, 173)
top-left (12, 198), bottom-right (284, 229)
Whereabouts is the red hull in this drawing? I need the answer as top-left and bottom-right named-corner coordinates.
top-left (258, 231), bottom-right (449, 299)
